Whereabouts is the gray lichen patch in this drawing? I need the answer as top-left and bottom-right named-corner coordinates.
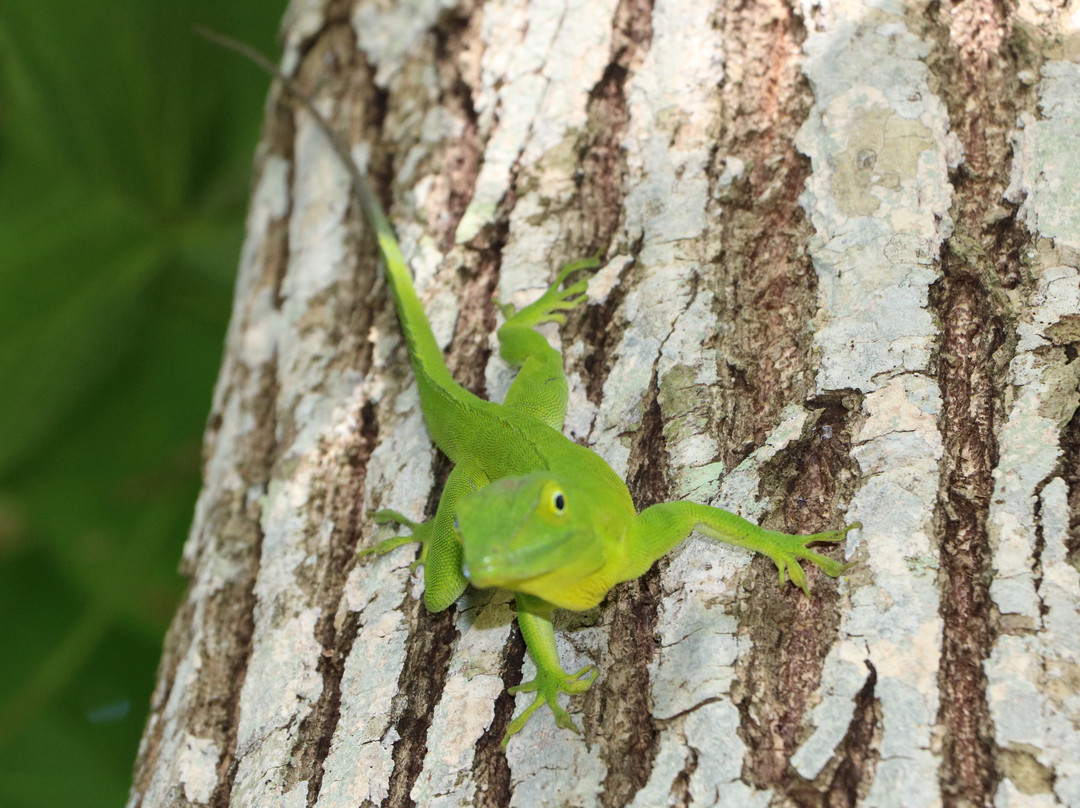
top-left (1006, 62), bottom-right (1080, 248)
top-left (829, 107), bottom-right (937, 218)
top-left (984, 60), bottom-right (1080, 806)
top-left (792, 2), bottom-right (957, 804)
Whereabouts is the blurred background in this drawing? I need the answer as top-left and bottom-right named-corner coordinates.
top-left (0, 1), bottom-right (283, 805)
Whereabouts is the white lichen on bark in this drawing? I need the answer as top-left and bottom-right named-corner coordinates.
top-left (231, 101), bottom-right (369, 808)
top-left (407, 591), bottom-right (513, 807)
top-left (791, 1), bottom-right (956, 804)
top-left (312, 550), bottom-right (413, 807)
top-left (457, 0), bottom-right (619, 247)
top-left (988, 57), bottom-right (1080, 808)
top-left (591, 0), bottom-right (721, 480)
top-left (313, 390), bottom-right (430, 806)
top-left (128, 144), bottom-right (296, 808)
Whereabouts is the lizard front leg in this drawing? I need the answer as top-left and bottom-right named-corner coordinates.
top-left (622, 501), bottom-right (860, 596)
top-left (361, 461), bottom-right (489, 612)
top-left (502, 592), bottom-right (597, 748)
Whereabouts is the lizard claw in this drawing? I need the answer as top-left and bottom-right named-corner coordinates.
top-left (500, 663), bottom-right (598, 748)
top-left (766, 521), bottom-right (861, 596)
top-left (501, 256), bottom-right (601, 329)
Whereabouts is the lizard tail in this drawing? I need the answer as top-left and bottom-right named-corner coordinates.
top-left (195, 26), bottom-right (480, 457)
top-left (368, 200), bottom-right (486, 464)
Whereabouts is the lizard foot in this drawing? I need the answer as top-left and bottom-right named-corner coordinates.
top-left (500, 663), bottom-right (597, 748)
top-left (358, 509), bottom-right (432, 572)
top-left (498, 255), bottom-right (601, 328)
top-left (762, 521), bottom-right (861, 596)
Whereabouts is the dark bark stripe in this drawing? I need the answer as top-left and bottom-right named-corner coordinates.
top-left (924, 0), bottom-right (1039, 802)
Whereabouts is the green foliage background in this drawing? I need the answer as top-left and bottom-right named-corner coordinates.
top-left (0, 2), bottom-right (284, 804)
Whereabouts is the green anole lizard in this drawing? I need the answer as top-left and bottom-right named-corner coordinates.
top-left (202, 29), bottom-right (861, 750)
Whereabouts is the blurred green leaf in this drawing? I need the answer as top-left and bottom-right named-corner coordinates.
top-left (0, 0), bottom-right (285, 805)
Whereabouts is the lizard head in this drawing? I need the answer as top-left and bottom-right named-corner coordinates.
top-left (457, 472), bottom-right (613, 609)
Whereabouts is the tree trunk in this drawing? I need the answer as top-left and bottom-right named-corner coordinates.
top-left (129, 0), bottom-right (1080, 806)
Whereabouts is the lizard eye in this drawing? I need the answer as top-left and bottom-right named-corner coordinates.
top-left (552, 490), bottom-right (566, 513)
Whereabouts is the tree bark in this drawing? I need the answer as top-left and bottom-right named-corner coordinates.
top-left (129, 0), bottom-right (1080, 806)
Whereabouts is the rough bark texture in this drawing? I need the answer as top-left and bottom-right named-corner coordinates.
top-left (128, 0), bottom-right (1080, 806)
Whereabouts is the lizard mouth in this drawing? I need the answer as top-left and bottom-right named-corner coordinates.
top-left (462, 537), bottom-right (571, 590)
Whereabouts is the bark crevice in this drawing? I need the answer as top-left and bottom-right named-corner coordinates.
top-left (1062, 397), bottom-right (1080, 566)
top-left (471, 620), bottom-right (526, 808)
top-left (712, 0), bottom-right (817, 472)
top-left (295, 400), bottom-right (379, 805)
top-left (921, 1), bottom-right (1041, 801)
top-left (599, 366), bottom-right (668, 806)
top-left (209, 356), bottom-right (282, 808)
top-left (383, 555), bottom-right (460, 808)
top-left (433, 4), bottom-right (483, 253)
top-left (576, 0), bottom-right (652, 409)
top-left (734, 396), bottom-right (860, 798)
top-left (822, 660), bottom-right (881, 808)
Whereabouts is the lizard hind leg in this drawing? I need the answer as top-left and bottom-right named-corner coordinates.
top-left (498, 255), bottom-right (601, 331)
top-left (498, 256), bottom-right (601, 430)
